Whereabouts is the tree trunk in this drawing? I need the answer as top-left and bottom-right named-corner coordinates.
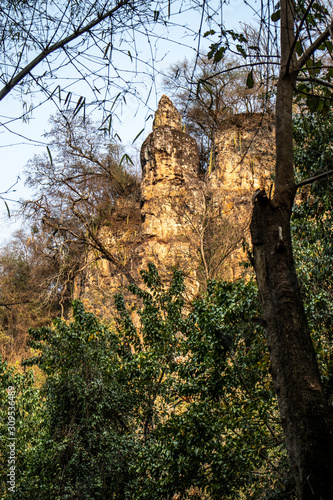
top-left (250, 1), bottom-right (333, 498)
top-left (250, 193), bottom-right (333, 499)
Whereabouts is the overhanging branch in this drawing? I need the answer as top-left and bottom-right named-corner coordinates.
top-left (0, 300), bottom-right (31, 308)
top-left (296, 76), bottom-right (333, 91)
top-left (0, 0), bottom-right (130, 103)
top-left (295, 22), bottom-right (333, 72)
top-left (295, 168), bottom-right (333, 188)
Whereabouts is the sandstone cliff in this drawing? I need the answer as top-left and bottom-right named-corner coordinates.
top-left (208, 113), bottom-right (275, 279)
top-left (139, 95), bottom-right (203, 292)
top-left (76, 96), bottom-right (275, 317)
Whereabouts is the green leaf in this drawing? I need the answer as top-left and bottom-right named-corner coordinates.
top-left (4, 200), bottom-right (10, 218)
top-left (132, 128), bottom-right (144, 144)
top-left (236, 44), bottom-right (247, 58)
top-left (196, 79), bottom-right (203, 99)
top-left (153, 10), bottom-right (159, 22)
top-left (103, 41), bottom-right (112, 59)
top-left (246, 70), bottom-right (254, 89)
top-left (307, 95), bottom-right (320, 112)
top-left (203, 29), bottom-right (216, 37)
top-left (110, 92), bottom-right (121, 111)
top-left (295, 40), bottom-right (303, 57)
top-left (271, 10), bottom-right (280, 22)
top-left (313, 2), bottom-right (328, 14)
top-left (214, 46), bottom-right (227, 63)
top-left (207, 42), bottom-right (219, 60)
top-left (64, 91), bottom-right (72, 107)
top-left (120, 153), bottom-right (134, 166)
top-left (325, 40), bottom-right (333, 54)
top-left (73, 96), bottom-right (85, 118)
top-left (46, 146), bottom-right (53, 166)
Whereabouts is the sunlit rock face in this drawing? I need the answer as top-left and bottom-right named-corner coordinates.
top-left (75, 97), bottom-right (275, 317)
top-left (139, 95), bottom-right (203, 295)
top-left (139, 98), bottom-right (275, 285)
top-left (210, 113), bottom-right (275, 193)
top-left (140, 95), bottom-right (201, 239)
top-left (152, 94), bottom-right (182, 130)
top-left (206, 113), bottom-right (275, 280)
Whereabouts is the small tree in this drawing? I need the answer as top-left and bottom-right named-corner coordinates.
top-left (20, 300), bottom-right (138, 499)
top-left (164, 55), bottom-right (275, 171)
top-left (23, 111), bottom-right (141, 288)
top-left (0, 229), bottom-right (67, 361)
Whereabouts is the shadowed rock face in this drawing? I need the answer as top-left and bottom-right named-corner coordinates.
top-left (207, 113), bottom-right (276, 280)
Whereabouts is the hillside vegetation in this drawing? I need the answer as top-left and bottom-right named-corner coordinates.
top-left (1, 110), bottom-right (333, 499)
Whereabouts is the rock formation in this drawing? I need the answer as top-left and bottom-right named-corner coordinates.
top-left (139, 95), bottom-right (203, 291)
top-left (207, 113), bottom-right (275, 280)
top-left (76, 96), bottom-right (275, 317)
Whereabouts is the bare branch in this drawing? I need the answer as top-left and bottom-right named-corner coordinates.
top-left (0, 0), bottom-right (130, 103)
top-left (0, 300), bottom-right (31, 308)
top-left (296, 75), bottom-right (333, 91)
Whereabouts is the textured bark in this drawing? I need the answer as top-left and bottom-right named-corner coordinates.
top-left (250, 1), bottom-right (333, 498)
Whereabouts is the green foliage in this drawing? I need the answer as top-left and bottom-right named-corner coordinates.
top-left (17, 300), bottom-right (139, 499)
top-left (0, 358), bottom-right (43, 498)
top-left (293, 112), bottom-right (333, 401)
top-left (292, 1), bottom-right (333, 115)
top-left (11, 109), bottom-right (333, 498)
top-left (207, 30), bottom-right (247, 63)
top-left (116, 265), bottom-right (293, 499)
top-left (0, 264), bottom-right (296, 499)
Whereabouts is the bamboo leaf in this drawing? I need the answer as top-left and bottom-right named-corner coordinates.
top-left (120, 153), bottom-right (134, 166)
top-left (4, 201), bottom-right (10, 218)
top-left (110, 93), bottom-right (121, 111)
top-left (132, 128), bottom-right (144, 144)
top-left (73, 96), bottom-right (85, 118)
top-left (46, 146), bottom-right (53, 166)
top-left (64, 91), bottom-right (72, 107)
top-left (103, 42), bottom-right (111, 58)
